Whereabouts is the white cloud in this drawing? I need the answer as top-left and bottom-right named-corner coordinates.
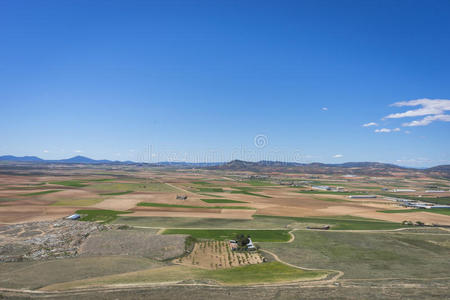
top-left (363, 122), bottom-right (378, 127)
top-left (43, 150), bottom-right (49, 153)
top-left (74, 150), bottom-right (83, 153)
top-left (322, 107), bottom-right (328, 111)
top-left (404, 130), bottom-right (411, 134)
top-left (402, 114), bottom-right (450, 127)
top-left (375, 128), bottom-right (400, 133)
top-left (333, 154), bottom-right (343, 158)
top-left (384, 98), bottom-right (450, 126)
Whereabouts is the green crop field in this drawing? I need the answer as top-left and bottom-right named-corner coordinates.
top-left (230, 187), bottom-right (272, 198)
top-left (51, 198), bottom-right (104, 206)
top-left (380, 193), bottom-right (450, 205)
top-left (242, 180), bottom-right (277, 186)
top-left (191, 181), bottom-right (214, 186)
top-left (199, 193), bottom-right (224, 198)
top-left (253, 215), bottom-right (407, 230)
top-left (76, 209), bottom-right (132, 223)
top-left (22, 189), bottom-right (62, 196)
top-left (113, 215), bottom-right (293, 229)
top-left (137, 202), bottom-right (255, 210)
top-left (201, 198), bottom-right (247, 203)
top-left (87, 182), bottom-right (175, 193)
top-left (99, 190), bottom-right (134, 196)
top-left (296, 190), bottom-right (368, 196)
top-left (162, 229), bottom-right (291, 242)
top-left (50, 180), bottom-right (88, 187)
top-left (112, 215), bottom-right (405, 231)
top-left (379, 208), bottom-right (450, 216)
top-left (197, 187), bottom-right (224, 193)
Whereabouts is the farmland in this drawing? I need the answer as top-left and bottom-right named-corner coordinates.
top-left (176, 240), bottom-right (264, 269)
top-left (162, 229), bottom-right (291, 242)
top-left (0, 163), bottom-right (449, 298)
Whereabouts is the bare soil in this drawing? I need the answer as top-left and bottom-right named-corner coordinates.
top-left (0, 220), bottom-right (108, 262)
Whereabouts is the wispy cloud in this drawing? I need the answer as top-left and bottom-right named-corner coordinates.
top-left (74, 150), bottom-right (83, 153)
top-left (402, 114), bottom-right (450, 127)
top-left (375, 128), bottom-right (400, 133)
top-left (362, 122), bottom-right (378, 127)
top-left (43, 150), bottom-right (49, 153)
top-left (333, 154), bottom-right (343, 158)
top-left (385, 98), bottom-right (450, 127)
top-left (322, 107), bottom-right (328, 111)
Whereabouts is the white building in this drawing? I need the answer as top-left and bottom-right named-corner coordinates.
top-left (311, 185), bottom-right (331, 191)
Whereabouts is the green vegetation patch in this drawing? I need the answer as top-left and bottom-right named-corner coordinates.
top-left (201, 198), bottom-right (247, 204)
top-left (50, 180), bottom-right (88, 187)
top-left (191, 181), bottom-right (214, 186)
top-left (204, 261), bottom-right (325, 284)
top-left (197, 187), bottom-right (224, 193)
top-left (380, 193), bottom-right (450, 205)
top-left (379, 208), bottom-right (450, 216)
top-left (254, 215), bottom-right (406, 230)
top-left (297, 190), bottom-right (368, 196)
top-left (242, 180), bottom-right (277, 186)
top-left (42, 262), bottom-right (326, 290)
top-left (162, 229), bottom-right (291, 242)
top-left (137, 202), bottom-right (255, 210)
top-left (113, 215), bottom-right (291, 229)
top-left (51, 198), bottom-right (104, 206)
top-left (22, 190), bottom-right (62, 196)
top-left (260, 231), bottom-right (450, 280)
top-left (230, 187), bottom-right (272, 198)
top-left (199, 193), bottom-right (224, 198)
top-left (76, 209), bottom-right (132, 223)
top-left (88, 182), bottom-right (175, 193)
top-left (99, 191), bottom-right (134, 196)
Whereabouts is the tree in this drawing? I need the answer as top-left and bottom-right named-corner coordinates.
top-left (236, 234), bottom-right (250, 247)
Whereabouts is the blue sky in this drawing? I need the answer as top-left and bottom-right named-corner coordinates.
top-left (1, 0), bottom-right (449, 167)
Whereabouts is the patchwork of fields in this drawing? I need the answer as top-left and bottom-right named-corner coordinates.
top-left (0, 164), bottom-right (449, 298)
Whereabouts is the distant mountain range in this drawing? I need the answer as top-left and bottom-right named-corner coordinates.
top-left (0, 155), bottom-right (128, 164)
top-left (0, 155), bottom-right (220, 166)
top-left (0, 155), bottom-right (449, 178)
top-left (206, 160), bottom-right (450, 178)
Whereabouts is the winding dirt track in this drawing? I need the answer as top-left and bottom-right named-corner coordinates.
top-left (259, 248), bottom-right (344, 283)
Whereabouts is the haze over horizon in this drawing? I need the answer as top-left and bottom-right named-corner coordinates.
top-left (1, 0), bottom-right (449, 167)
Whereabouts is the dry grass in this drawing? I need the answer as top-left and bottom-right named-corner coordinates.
top-left (80, 230), bottom-right (188, 260)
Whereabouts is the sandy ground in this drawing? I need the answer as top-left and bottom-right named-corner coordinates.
top-left (42, 189), bottom-right (98, 200)
top-left (0, 206), bottom-right (75, 224)
top-left (354, 211), bottom-right (450, 225)
top-left (126, 209), bottom-right (256, 219)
